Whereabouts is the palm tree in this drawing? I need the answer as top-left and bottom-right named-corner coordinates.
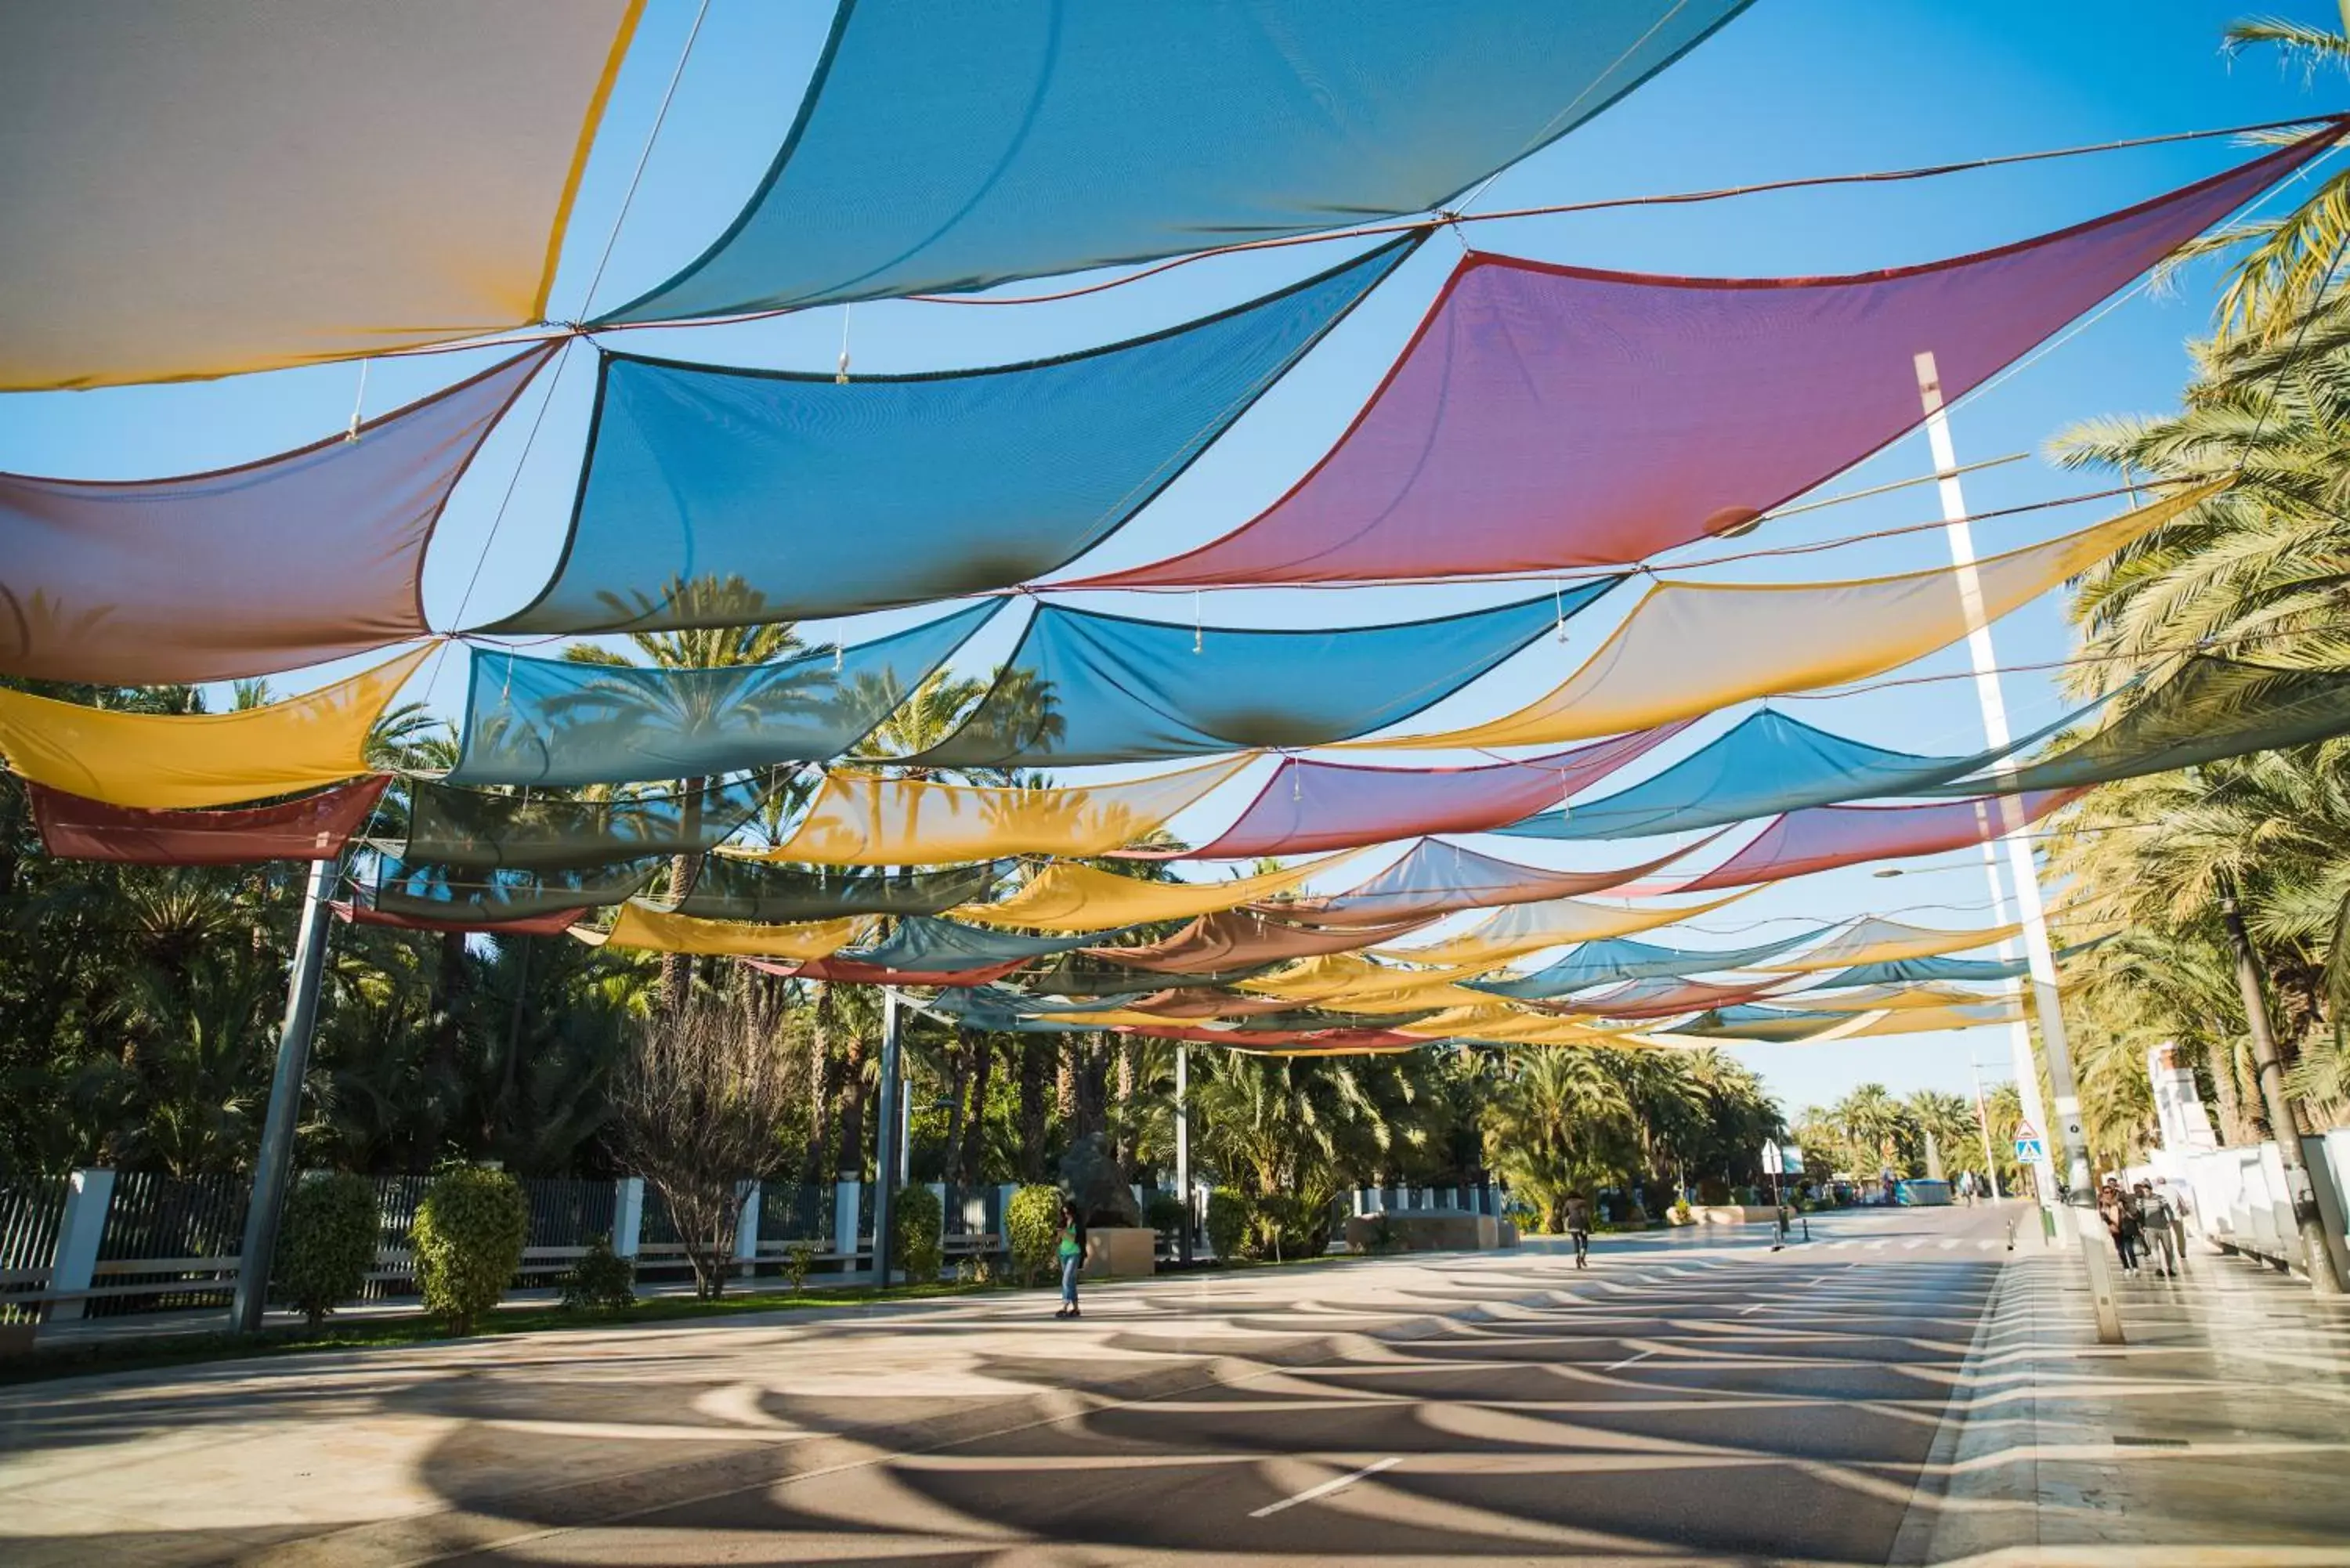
top-left (1480, 1047), bottom-right (1636, 1231)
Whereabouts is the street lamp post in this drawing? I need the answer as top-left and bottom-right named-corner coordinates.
top-left (1915, 351), bottom-right (2124, 1344)
top-left (1969, 1056), bottom-right (2004, 1201)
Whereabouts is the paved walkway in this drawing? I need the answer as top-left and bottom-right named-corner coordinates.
top-left (1896, 1215), bottom-right (2350, 1566)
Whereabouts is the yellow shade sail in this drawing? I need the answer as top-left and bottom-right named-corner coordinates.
top-left (1372, 487), bottom-right (2213, 750)
top-left (577, 902), bottom-right (866, 960)
top-left (1238, 952), bottom-right (1499, 1013)
top-left (755, 757), bottom-right (1252, 865)
top-left (1795, 983), bottom-right (2008, 1013)
top-left (954, 849), bottom-right (1362, 932)
top-left (1756, 918), bottom-right (2021, 972)
top-left (1, 1), bottom-right (642, 388)
top-left (1825, 999), bottom-right (2026, 1039)
top-left (1376, 891), bottom-right (1751, 968)
top-left (1396, 1006), bottom-right (1640, 1046)
top-left (0, 645), bottom-right (431, 809)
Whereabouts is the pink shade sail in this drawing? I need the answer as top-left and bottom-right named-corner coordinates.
top-left (1143, 722), bottom-right (1690, 859)
top-left (1288, 837), bottom-right (1712, 927)
top-left (1072, 130), bottom-right (2332, 590)
top-left (1661, 791), bottom-right (2080, 893)
top-left (743, 955), bottom-right (1030, 988)
top-left (1085, 909), bottom-right (1433, 974)
top-left (35, 777), bottom-right (389, 864)
top-left (1537, 974), bottom-right (1802, 1021)
top-left (0, 346), bottom-right (552, 685)
top-left (1120, 990), bottom-right (1314, 1020)
top-left (334, 899), bottom-right (588, 937)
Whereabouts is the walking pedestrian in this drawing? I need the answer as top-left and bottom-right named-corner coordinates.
top-left (1054, 1200), bottom-right (1085, 1319)
top-left (2133, 1180), bottom-right (2179, 1277)
top-left (1564, 1192), bottom-right (1593, 1269)
top-left (2098, 1176), bottom-right (2141, 1275)
top-left (2157, 1177), bottom-right (2192, 1266)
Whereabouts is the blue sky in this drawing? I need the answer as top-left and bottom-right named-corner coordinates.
top-left (5, 0), bottom-right (2343, 1115)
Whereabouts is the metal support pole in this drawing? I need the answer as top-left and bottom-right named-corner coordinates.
top-left (1969, 1057), bottom-right (2004, 1201)
top-left (232, 857), bottom-right (338, 1333)
top-left (1174, 1044), bottom-right (1192, 1263)
top-left (872, 987), bottom-right (903, 1288)
top-left (2221, 882), bottom-right (2345, 1295)
top-left (1917, 352), bottom-right (2124, 1343)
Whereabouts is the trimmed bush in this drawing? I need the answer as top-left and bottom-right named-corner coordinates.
top-left (559, 1234), bottom-right (635, 1313)
top-left (785, 1241), bottom-right (817, 1292)
top-left (891, 1183), bottom-right (944, 1284)
top-left (273, 1171), bottom-right (379, 1328)
top-left (1205, 1187), bottom-right (1249, 1262)
top-left (1005, 1183), bottom-right (1063, 1286)
top-left (1144, 1190), bottom-right (1188, 1239)
top-left (411, 1165), bottom-right (528, 1335)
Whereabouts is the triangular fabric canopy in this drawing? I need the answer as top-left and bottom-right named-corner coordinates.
top-left (0, 645), bottom-right (429, 809)
top-left (1021, 954), bottom-right (1283, 999)
top-left (1394, 1006), bottom-right (1638, 1046)
top-left (1283, 839), bottom-right (1702, 927)
top-left (1378, 891), bottom-right (1748, 967)
top-left (954, 851), bottom-right (1361, 933)
top-left (1165, 724), bottom-right (1690, 858)
top-left (1374, 490), bottom-right (2208, 750)
top-left (335, 899), bottom-right (589, 938)
top-left (1239, 954), bottom-right (1499, 1015)
top-left (577, 902), bottom-right (866, 960)
top-left (1666, 793), bottom-right (2074, 893)
top-left (747, 954), bottom-right (1028, 988)
top-left (1810, 953), bottom-right (2032, 988)
top-left (904, 591), bottom-right (1600, 768)
top-left (833, 916), bottom-right (1104, 970)
top-left (1500, 710), bottom-right (1987, 841)
top-left (368, 856), bottom-right (663, 924)
top-left (1083, 910), bottom-right (1433, 974)
top-left (1076, 133), bottom-right (2326, 590)
top-left (1469, 928), bottom-right (1831, 1000)
top-left (1755, 917), bottom-right (2022, 972)
top-left (675, 857), bottom-right (1003, 923)
top-left (757, 757), bottom-right (1249, 865)
top-left (1659, 1003), bottom-right (1850, 1044)
top-left (2, 2), bottom-right (639, 388)
top-left (448, 602), bottom-right (999, 786)
top-left (1914, 657), bottom-right (2350, 798)
top-left (1831, 999), bottom-right (2026, 1038)
top-left (595, 0), bottom-right (1746, 323)
top-left (31, 778), bottom-right (389, 865)
top-left (1540, 974), bottom-right (1799, 1021)
top-left (494, 240), bottom-right (1414, 635)
top-left (1117, 988), bottom-right (1325, 1020)
top-left (1793, 983), bottom-right (2005, 1013)
top-left (403, 774), bottom-right (786, 870)
top-left (2, 349), bottom-right (552, 685)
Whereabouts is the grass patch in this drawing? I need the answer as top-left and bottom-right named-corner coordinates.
top-left (0, 1277), bottom-right (1008, 1388)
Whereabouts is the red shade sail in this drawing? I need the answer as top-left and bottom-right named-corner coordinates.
top-left (34, 776), bottom-right (389, 864)
top-left (1663, 791), bottom-right (2080, 892)
top-left (1072, 130), bottom-right (2331, 589)
top-left (334, 898), bottom-right (587, 937)
top-left (1086, 909), bottom-right (1434, 974)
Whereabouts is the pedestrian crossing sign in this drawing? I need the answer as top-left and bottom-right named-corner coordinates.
top-left (2014, 1133), bottom-right (2046, 1162)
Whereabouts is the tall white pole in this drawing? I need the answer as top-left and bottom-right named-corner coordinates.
top-left (872, 987), bottom-right (902, 1288)
top-left (1174, 1044), bottom-right (1192, 1264)
top-left (233, 857), bottom-right (339, 1333)
top-left (1969, 831), bottom-right (2057, 1214)
top-left (1916, 352), bottom-right (2124, 1343)
top-left (1968, 1056), bottom-right (2003, 1201)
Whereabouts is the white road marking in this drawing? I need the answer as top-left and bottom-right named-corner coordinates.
top-left (1249, 1457), bottom-right (1401, 1518)
top-left (1739, 1303), bottom-right (1767, 1316)
top-left (1606, 1348), bottom-right (1658, 1371)
top-left (1939, 1240), bottom-right (1959, 1250)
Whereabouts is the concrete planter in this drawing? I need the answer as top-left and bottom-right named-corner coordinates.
top-left (1083, 1226), bottom-right (1155, 1280)
top-left (1693, 1205), bottom-right (1781, 1225)
top-left (1343, 1209), bottom-right (1506, 1252)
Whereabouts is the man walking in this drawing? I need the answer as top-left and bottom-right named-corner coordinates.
top-left (1564, 1192), bottom-right (1593, 1269)
top-left (2135, 1180), bottom-right (2179, 1278)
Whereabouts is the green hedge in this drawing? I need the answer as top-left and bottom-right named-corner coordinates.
top-left (559, 1234), bottom-right (635, 1313)
top-left (273, 1171), bottom-right (379, 1328)
top-left (1205, 1187), bottom-right (1249, 1262)
top-left (411, 1165), bottom-right (528, 1335)
top-left (1005, 1184), bottom-right (1062, 1286)
top-left (891, 1184), bottom-right (944, 1284)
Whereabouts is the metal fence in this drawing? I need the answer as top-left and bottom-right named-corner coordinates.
top-left (89, 1171), bottom-right (249, 1317)
top-left (0, 1175), bottom-right (68, 1325)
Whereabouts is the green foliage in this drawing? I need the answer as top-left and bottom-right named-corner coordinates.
top-left (785, 1241), bottom-right (817, 1293)
top-left (891, 1183), bottom-right (944, 1283)
top-left (410, 1165), bottom-right (528, 1335)
top-left (1004, 1183), bottom-right (1062, 1286)
top-left (1144, 1191), bottom-right (1187, 1237)
top-left (272, 1171), bottom-right (379, 1328)
top-left (559, 1234), bottom-right (635, 1313)
top-left (1204, 1187), bottom-right (1249, 1261)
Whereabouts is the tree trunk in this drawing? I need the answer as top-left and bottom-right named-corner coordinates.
top-left (804, 982), bottom-right (837, 1180)
top-left (960, 1033), bottom-right (996, 1183)
top-left (2204, 1035), bottom-right (2258, 1146)
top-left (1113, 1039), bottom-right (1137, 1176)
top-left (1019, 1039), bottom-right (1050, 1181)
top-left (942, 1028), bottom-right (974, 1190)
top-left (1076, 1035), bottom-right (1109, 1141)
top-left (1055, 1039), bottom-right (1079, 1122)
top-left (657, 778), bottom-right (709, 1013)
top-left (837, 1022), bottom-right (869, 1181)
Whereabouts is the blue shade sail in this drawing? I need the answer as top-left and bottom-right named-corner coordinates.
top-left (495, 241), bottom-right (1415, 635)
top-left (903, 590), bottom-right (1605, 768)
top-left (1021, 956), bottom-right (1280, 997)
top-left (1499, 710), bottom-right (1987, 840)
top-left (1661, 1004), bottom-right (1847, 1043)
top-left (1472, 929), bottom-right (1833, 1000)
top-left (841, 916), bottom-right (1106, 970)
top-left (402, 774), bottom-right (788, 870)
top-left (597, 0), bottom-right (1751, 323)
top-left (449, 602), bottom-right (1000, 786)
top-left (1812, 955), bottom-right (2026, 988)
top-left (370, 856), bottom-right (664, 923)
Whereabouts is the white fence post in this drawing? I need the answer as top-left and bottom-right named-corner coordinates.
top-left (835, 1180), bottom-right (862, 1274)
top-left (734, 1180), bottom-right (761, 1277)
top-left (612, 1176), bottom-right (644, 1259)
top-left (49, 1168), bottom-right (115, 1321)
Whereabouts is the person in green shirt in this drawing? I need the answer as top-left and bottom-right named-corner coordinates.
top-left (1055, 1199), bottom-right (1086, 1319)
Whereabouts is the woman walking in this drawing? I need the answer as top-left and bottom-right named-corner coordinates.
top-left (1054, 1199), bottom-right (1086, 1319)
top-left (2098, 1176), bottom-right (2141, 1276)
